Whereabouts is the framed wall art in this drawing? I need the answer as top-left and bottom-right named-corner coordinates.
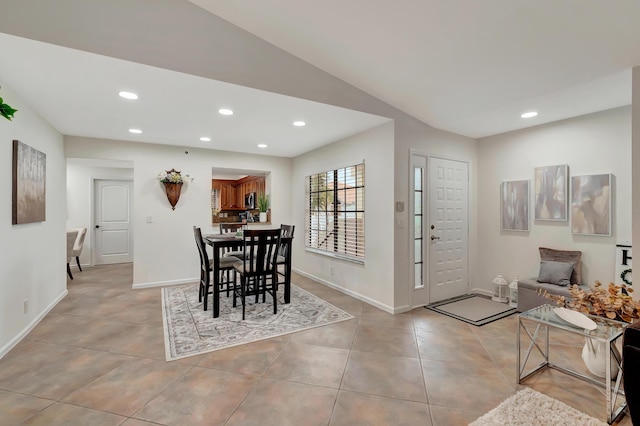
top-left (534, 164), bottom-right (567, 221)
top-left (570, 173), bottom-right (611, 236)
top-left (12, 140), bottom-right (46, 224)
top-left (501, 180), bottom-right (529, 231)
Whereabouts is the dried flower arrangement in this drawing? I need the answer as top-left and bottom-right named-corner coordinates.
top-left (539, 281), bottom-right (640, 323)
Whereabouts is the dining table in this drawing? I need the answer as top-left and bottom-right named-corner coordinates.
top-left (204, 233), bottom-right (292, 318)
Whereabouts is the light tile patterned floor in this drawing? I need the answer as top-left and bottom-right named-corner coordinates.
top-left (0, 264), bottom-right (632, 425)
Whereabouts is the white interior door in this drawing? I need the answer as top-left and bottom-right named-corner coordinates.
top-left (428, 157), bottom-right (469, 303)
top-left (94, 179), bottom-right (133, 265)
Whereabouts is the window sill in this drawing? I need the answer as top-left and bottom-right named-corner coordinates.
top-left (305, 248), bottom-right (365, 265)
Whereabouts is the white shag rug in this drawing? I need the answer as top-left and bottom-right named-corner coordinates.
top-left (162, 283), bottom-right (354, 361)
top-left (469, 388), bottom-right (607, 426)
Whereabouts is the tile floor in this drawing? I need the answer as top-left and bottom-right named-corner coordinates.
top-left (0, 264), bottom-right (632, 425)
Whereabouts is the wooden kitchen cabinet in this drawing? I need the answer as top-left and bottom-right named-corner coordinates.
top-left (213, 176), bottom-right (266, 209)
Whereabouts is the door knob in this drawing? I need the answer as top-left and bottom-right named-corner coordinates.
top-left (95, 225), bottom-right (101, 229)
top-left (430, 235), bottom-right (440, 241)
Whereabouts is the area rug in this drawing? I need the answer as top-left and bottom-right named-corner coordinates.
top-left (426, 294), bottom-right (516, 326)
top-left (162, 283), bottom-right (354, 361)
top-left (469, 387), bottom-right (607, 426)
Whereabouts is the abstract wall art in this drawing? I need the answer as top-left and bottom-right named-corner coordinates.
top-left (571, 173), bottom-right (611, 236)
top-left (534, 164), bottom-right (567, 221)
top-left (501, 180), bottom-right (529, 231)
top-left (12, 140), bottom-right (46, 224)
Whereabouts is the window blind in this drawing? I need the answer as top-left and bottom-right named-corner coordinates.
top-left (305, 163), bottom-right (365, 261)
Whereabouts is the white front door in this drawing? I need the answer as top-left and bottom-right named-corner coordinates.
top-left (94, 179), bottom-right (133, 265)
top-left (428, 157), bottom-right (469, 303)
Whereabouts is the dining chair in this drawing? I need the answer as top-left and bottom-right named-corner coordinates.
top-left (220, 223), bottom-right (246, 260)
top-left (193, 226), bottom-right (237, 311)
top-left (232, 229), bottom-right (281, 320)
top-left (66, 230), bottom-right (80, 280)
top-left (276, 224), bottom-right (295, 289)
top-left (71, 227), bottom-right (87, 272)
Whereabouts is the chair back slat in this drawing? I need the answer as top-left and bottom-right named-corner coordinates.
top-left (220, 223), bottom-right (244, 234)
top-left (242, 229), bottom-right (281, 276)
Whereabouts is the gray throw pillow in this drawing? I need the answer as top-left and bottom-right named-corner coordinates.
top-left (537, 260), bottom-right (575, 286)
top-left (539, 247), bottom-right (582, 284)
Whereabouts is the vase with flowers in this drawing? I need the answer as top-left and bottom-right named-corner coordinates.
top-left (541, 281), bottom-right (640, 378)
top-left (157, 168), bottom-right (193, 210)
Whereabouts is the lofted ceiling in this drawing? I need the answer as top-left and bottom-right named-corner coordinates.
top-left (191, 0), bottom-right (640, 138)
top-left (0, 32), bottom-right (389, 158)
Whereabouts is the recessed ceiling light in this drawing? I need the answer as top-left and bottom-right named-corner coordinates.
top-left (119, 91), bottom-right (138, 100)
top-left (218, 108), bottom-right (233, 116)
top-left (521, 111), bottom-right (538, 118)
top-left (293, 121), bottom-right (306, 127)
top-left (200, 137), bottom-right (211, 142)
top-left (258, 144), bottom-right (268, 149)
top-left (128, 128), bottom-right (142, 134)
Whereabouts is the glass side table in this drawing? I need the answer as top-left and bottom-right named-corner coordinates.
top-left (518, 304), bottom-right (628, 424)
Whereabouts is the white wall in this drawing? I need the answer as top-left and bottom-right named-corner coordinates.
top-left (292, 122), bottom-right (396, 310)
top-left (633, 68), bottom-right (640, 279)
top-left (0, 82), bottom-right (67, 357)
top-left (64, 136), bottom-right (292, 287)
top-left (66, 163), bottom-right (134, 267)
top-left (393, 118), bottom-right (478, 310)
top-left (477, 107), bottom-right (631, 291)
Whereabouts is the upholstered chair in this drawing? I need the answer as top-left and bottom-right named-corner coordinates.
top-left (66, 230), bottom-right (79, 279)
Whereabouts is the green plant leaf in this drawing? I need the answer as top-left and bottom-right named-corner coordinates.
top-left (0, 103), bottom-right (18, 121)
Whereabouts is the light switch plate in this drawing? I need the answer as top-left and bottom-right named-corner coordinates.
top-left (395, 201), bottom-right (405, 212)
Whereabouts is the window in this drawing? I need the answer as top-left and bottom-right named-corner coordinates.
top-left (211, 188), bottom-right (220, 211)
top-left (413, 164), bottom-right (424, 289)
top-left (305, 163), bottom-right (365, 262)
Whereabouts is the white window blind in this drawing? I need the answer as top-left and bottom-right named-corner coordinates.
top-left (305, 163), bottom-right (365, 261)
top-left (211, 188), bottom-right (220, 210)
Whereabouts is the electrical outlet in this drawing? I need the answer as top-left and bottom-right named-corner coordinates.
top-left (23, 299), bottom-right (28, 314)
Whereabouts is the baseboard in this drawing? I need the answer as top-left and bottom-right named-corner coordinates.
top-left (69, 262), bottom-right (89, 270)
top-left (471, 287), bottom-right (493, 298)
top-left (0, 289), bottom-right (68, 360)
top-left (292, 268), bottom-right (395, 314)
top-left (132, 278), bottom-right (198, 289)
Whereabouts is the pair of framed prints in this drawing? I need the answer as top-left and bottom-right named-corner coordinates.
top-left (500, 164), bottom-right (611, 236)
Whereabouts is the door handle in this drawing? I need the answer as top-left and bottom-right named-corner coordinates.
top-left (430, 235), bottom-right (440, 241)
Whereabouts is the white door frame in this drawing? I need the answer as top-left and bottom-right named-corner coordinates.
top-left (409, 151), bottom-right (470, 308)
top-left (91, 178), bottom-right (134, 265)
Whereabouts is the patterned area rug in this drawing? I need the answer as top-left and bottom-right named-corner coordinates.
top-left (162, 283), bottom-right (354, 361)
top-left (469, 387), bottom-right (607, 426)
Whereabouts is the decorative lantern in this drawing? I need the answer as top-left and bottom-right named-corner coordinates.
top-left (492, 274), bottom-right (509, 303)
top-left (508, 276), bottom-right (519, 308)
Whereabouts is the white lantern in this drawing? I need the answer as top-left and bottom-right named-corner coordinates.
top-left (492, 274), bottom-right (509, 303)
top-left (508, 276), bottom-right (519, 308)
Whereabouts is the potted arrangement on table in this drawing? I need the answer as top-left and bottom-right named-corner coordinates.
top-left (541, 281), bottom-right (640, 378)
top-left (257, 192), bottom-right (269, 222)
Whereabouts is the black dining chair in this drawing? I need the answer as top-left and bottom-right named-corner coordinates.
top-left (232, 229), bottom-right (281, 320)
top-left (276, 224), bottom-right (295, 290)
top-left (220, 223), bottom-right (246, 260)
top-left (193, 226), bottom-right (237, 311)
